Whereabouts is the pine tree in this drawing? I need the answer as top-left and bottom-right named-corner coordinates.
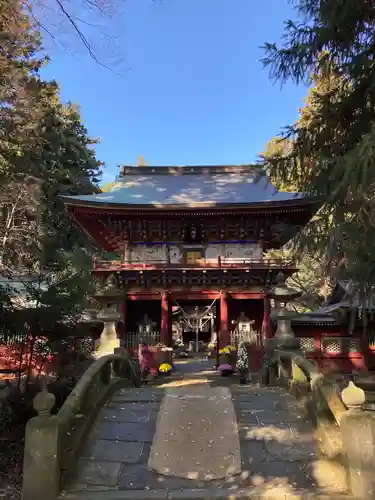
top-left (262, 1), bottom-right (375, 295)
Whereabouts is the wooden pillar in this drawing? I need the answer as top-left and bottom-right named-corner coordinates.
top-left (262, 295), bottom-right (272, 339)
top-left (161, 291), bottom-right (172, 346)
top-left (220, 291), bottom-right (230, 347)
top-left (168, 295), bottom-right (173, 346)
top-left (119, 295), bottom-right (127, 340)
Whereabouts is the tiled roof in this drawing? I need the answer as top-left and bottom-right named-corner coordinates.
top-left (61, 165), bottom-right (310, 208)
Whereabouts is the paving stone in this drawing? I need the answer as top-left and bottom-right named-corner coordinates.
top-left (167, 488), bottom-right (252, 499)
top-left (240, 440), bottom-right (268, 465)
top-left (60, 490), bottom-right (169, 499)
top-left (118, 465), bottom-right (207, 490)
top-left (242, 423), bottom-right (295, 443)
top-left (73, 459), bottom-right (122, 486)
top-left (105, 401), bottom-right (161, 412)
top-left (97, 421), bottom-right (155, 442)
top-left (247, 460), bottom-right (313, 490)
top-left (235, 413), bottom-right (259, 426)
top-left (234, 399), bottom-right (283, 412)
top-left (112, 389), bottom-right (165, 403)
top-left (265, 440), bottom-right (316, 461)
top-left (167, 489), bottom-right (217, 499)
top-left (81, 439), bottom-right (144, 463)
top-left (255, 410), bottom-right (303, 425)
top-left (100, 408), bottom-right (151, 423)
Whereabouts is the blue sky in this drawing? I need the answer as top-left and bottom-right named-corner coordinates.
top-left (41, 0), bottom-right (305, 183)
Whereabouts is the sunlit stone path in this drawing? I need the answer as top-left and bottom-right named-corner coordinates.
top-left (59, 359), bottom-right (349, 499)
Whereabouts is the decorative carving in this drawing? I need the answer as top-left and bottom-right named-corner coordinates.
top-left (95, 214), bottom-right (302, 248)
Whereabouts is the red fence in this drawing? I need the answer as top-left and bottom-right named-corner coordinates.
top-left (295, 331), bottom-right (371, 374)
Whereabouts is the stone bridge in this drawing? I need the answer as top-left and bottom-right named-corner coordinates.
top-left (22, 351), bottom-right (375, 500)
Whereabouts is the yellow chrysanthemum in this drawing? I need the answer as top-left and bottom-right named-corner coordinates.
top-left (159, 363), bottom-right (172, 373)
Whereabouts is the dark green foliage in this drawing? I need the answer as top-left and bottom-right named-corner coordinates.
top-left (0, 1), bottom-right (103, 347)
top-left (262, 0), bottom-right (375, 295)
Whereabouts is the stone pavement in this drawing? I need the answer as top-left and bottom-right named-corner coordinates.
top-left (59, 359), bottom-right (350, 499)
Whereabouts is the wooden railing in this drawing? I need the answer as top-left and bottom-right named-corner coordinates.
top-left (93, 256), bottom-right (295, 271)
top-left (262, 348), bottom-right (375, 499)
top-left (22, 351), bottom-right (141, 500)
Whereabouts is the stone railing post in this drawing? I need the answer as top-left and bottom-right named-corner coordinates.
top-left (22, 386), bottom-right (60, 500)
top-left (340, 378), bottom-right (375, 499)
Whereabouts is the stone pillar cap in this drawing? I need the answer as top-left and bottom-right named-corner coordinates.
top-left (341, 381), bottom-right (365, 408)
top-left (33, 386), bottom-right (56, 416)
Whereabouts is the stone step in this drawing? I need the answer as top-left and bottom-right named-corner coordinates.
top-left (58, 486), bottom-right (350, 499)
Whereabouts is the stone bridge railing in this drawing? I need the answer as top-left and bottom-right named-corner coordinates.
top-left (262, 348), bottom-right (375, 499)
top-left (22, 351), bottom-right (141, 500)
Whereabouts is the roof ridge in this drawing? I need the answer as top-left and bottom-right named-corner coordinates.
top-left (118, 165), bottom-right (265, 177)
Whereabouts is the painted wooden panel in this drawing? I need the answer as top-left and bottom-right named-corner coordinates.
top-left (130, 244), bottom-right (167, 262)
top-left (204, 243), bottom-right (262, 261)
top-left (169, 245), bottom-right (183, 264)
top-left (223, 243), bottom-right (262, 260)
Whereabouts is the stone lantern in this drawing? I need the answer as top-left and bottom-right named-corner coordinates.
top-left (266, 271), bottom-right (301, 351)
top-left (94, 273), bottom-right (122, 358)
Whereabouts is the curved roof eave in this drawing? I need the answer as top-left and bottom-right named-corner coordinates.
top-left (61, 195), bottom-right (320, 211)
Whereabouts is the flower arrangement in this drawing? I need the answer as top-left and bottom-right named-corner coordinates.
top-left (219, 345), bottom-right (236, 355)
top-left (236, 342), bottom-right (249, 382)
top-left (159, 363), bottom-right (172, 374)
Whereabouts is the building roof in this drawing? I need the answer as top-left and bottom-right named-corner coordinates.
top-left (291, 305), bottom-right (339, 324)
top-left (62, 165), bottom-right (312, 208)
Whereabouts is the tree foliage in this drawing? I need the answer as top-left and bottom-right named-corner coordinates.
top-left (0, 0), bottom-right (102, 330)
top-left (262, 0), bottom-right (375, 294)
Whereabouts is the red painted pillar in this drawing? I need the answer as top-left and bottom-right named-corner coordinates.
top-left (262, 295), bottom-right (272, 339)
top-left (220, 291), bottom-right (230, 347)
top-left (161, 291), bottom-right (171, 346)
top-left (119, 296), bottom-right (127, 339)
top-left (168, 294), bottom-right (173, 346)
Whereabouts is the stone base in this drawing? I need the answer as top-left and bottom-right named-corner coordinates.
top-left (94, 337), bottom-right (121, 358)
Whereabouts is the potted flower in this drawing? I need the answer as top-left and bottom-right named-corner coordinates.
top-left (218, 345), bottom-right (237, 368)
top-left (158, 362), bottom-right (172, 375)
top-left (155, 343), bottom-right (173, 365)
top-left (236, 342), bottom-right (249, 384)
top-left (219, 363), bottom-right (234, 377)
